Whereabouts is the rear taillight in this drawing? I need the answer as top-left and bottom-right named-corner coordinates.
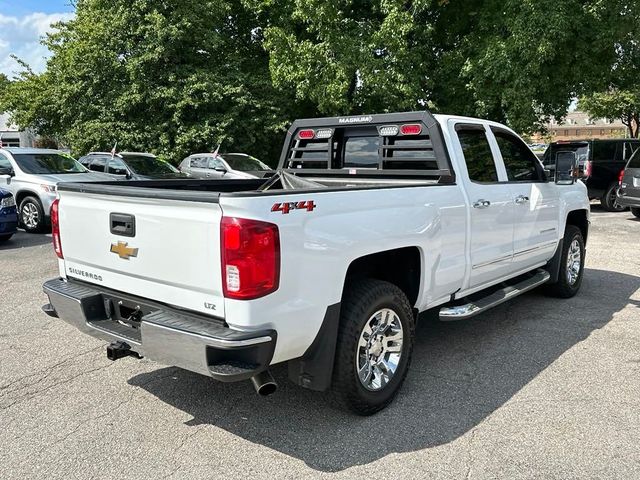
top-left (51, 199), bottom-right (63, 259)
top-left (584, 160), bottom-right (592, 177)
top-left (618, 169), bottom-right (625, 186)
top-left (221, 217), bottom-right (280, 300)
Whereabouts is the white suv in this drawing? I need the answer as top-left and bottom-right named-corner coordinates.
top-left (0, 148), bottom-right (110, 232)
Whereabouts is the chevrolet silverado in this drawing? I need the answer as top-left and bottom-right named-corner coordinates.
top-left (42, 111), bottom-right (590, 415)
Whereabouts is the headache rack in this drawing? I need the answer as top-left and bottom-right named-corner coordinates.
top-left (278, 111), bottom-right (454, 182)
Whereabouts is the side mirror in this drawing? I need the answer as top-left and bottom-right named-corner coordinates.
top-left (555, 151), bottom-right (577, 185)
top-left (214, 167), bottom-right (227, 174)
top-left (0, 167), bottom-right (14, 176)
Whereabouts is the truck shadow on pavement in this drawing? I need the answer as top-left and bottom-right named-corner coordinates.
top-left (128, 267), bottom-right (638, 472)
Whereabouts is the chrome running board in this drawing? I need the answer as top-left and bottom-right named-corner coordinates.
top-left (439, 269), bottom-right (551, 321)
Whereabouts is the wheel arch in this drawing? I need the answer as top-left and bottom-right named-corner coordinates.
top-left (342, 246), bottom-right (422, 308)
top-left (288, 246), bottom-right (422, 392)
top-left (15, 190), bottom-right (42, 208)
top-left (546, 209), bottom-right (589, 284)
top-left (566, 209), bottom-right (589, 245)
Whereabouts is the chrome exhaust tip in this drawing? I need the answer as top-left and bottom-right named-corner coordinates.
top-left (251, 370), bottom-right (277, 396)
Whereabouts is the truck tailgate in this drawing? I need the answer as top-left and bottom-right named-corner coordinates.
top-left (57, 190), bottom-right (225, 317)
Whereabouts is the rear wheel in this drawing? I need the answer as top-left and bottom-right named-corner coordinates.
top-left (19, 196), bottom-right (45, 233)
top-left (331, 279), bottom-right (415, 415)
top-left (545, 225), bottom-right (585, 298)
top-left (631, 207), bottom-right (640, 219)
top-left (601, 183), bottom-right (626, 212)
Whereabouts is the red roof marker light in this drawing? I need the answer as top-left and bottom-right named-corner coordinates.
top-left (400, 124), bottom-right (422, 135)
top-left (298, 129), bottom-right (315, 140)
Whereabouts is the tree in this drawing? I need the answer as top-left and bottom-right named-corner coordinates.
top-left (245, 0), bottom-right (639, 134)
top-left (579, 23), bottom-right (640, 138)
top-left (1, 0), bottom-right (310, 165)
top-left (580, 91), bottom-right (639, 138)
top-left (0, 73), bottom-right (8, 96)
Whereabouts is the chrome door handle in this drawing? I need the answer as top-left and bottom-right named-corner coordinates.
top-left (473, 199), bottom-right (491, 209)
top-left (515, 195), bottom-right (529, 204)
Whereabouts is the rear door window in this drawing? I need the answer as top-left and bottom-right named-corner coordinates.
top-left (209, 157), bottom-right (225, 169)
top-left (456, 127), bottom-right (498, 183)
top-left (89, 157), bottom-right (107, 172)
top-left (107, 158), bottom-right (128, 175)
top-left (628, 150), bottom-right (640, 169)
top-left (190, 157), bottom-right (208, 168)
top-left (592, 141), bottom-right (618, 162)
top-left (623, 142), bottom-right (640, 162)
top-left (0, 154), bottom-right (11, 170)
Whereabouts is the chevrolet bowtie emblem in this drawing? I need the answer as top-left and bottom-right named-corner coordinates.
top-left (110, 241), bottom-right (138, 260)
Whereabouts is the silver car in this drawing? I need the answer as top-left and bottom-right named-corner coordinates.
top-left (178, 153), bottom-right (272, 179)
top-left (0, 148), bottom-right (111, 232)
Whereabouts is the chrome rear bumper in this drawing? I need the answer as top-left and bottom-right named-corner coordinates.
top-left (42, 278), bottom-right (276, 382)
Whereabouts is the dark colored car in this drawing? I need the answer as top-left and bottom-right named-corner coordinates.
top-left (618, 148), bottom-right (640, 218)
top-left (0, 188), bottom-right (18, 242)
top-left (78, 152), bottom-right (189, 180)
top-left (543, 139), bottom-right (640, 211)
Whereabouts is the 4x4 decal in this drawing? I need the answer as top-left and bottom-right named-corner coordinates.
top-left (271, 201), bottom-right (316, 214)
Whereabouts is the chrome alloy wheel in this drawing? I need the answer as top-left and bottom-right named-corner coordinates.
top-left (356, 308), bottom-right (404, 391)
top-left (566, 239), bottom-right (582, 285)
top-left (22, 202), bottom-right (39, 229)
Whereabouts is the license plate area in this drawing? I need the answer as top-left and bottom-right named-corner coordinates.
top-left (87, 294), bottom-right (162, 343)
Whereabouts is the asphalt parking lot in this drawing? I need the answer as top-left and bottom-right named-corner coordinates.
top-left (1, 207), bottom-right (639, 480)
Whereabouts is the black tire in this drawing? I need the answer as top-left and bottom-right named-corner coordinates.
top-left (631, 207), bottom-right (640, 219)
top-left (601, 183), bottom-right (626, 212)
top-left (19, 196), bottom-right (45, 233)
top-left (331, 279), bottom-right (415, 415)
top-left (0, 234), bottom-right (13, 242)
top-left (545, 225), bottom-right (585, 298)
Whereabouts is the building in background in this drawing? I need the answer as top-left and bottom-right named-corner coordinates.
top-left (0, 112), bottom-right (36, 147)
top-left (531, 111), bottom-right (628, 143)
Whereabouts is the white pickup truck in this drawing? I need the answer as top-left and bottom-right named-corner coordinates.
top-left (42, 111), bottom-right (589, 415)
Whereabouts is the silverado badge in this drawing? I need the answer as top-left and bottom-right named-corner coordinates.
top-left (110, 241), bottom-right (138, 260)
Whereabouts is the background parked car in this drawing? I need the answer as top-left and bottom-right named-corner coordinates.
top-left (78, 152), bottom-right (189, 179)
top-left (0, 148), bottom-right (111, 233)
top-left (179, 153), bottom-right (273, 179)
top-left (543, 139), bottom-right (640, 211)
top-left (618, 148), bottom-right (640, 219)
top-left (0, 188), bottom-right (18, 242)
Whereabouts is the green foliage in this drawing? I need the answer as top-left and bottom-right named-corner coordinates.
top-left (579, 24), bottom-right (640, 138)
top-left (2, 0), bottom-right (640, 157)
top-left (580, 91), bottom-right (640, 138)
top-left (1, 0), bottom-right (308, 165)
top-left (246, 0), bottom-right (640, 134)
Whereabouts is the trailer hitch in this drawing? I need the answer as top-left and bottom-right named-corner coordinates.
top-left (106, 341), bottom-right (142, 361)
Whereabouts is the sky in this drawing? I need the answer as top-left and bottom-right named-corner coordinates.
top-left (0, 0), bottom-right (75, 78)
